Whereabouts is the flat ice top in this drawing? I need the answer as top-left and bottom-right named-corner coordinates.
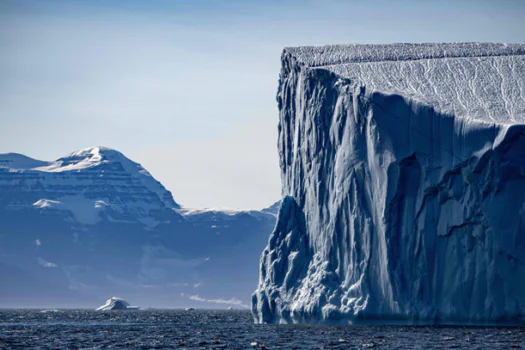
top-left (330, 55), bottom-right (525, 123)
top-left (287, 43), bottom-right (525, 124)
top-left (286, 43), bottom-right (525, 67)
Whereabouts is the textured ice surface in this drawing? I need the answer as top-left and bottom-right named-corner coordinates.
top-left (286, 43), bottom-right (525, 68)
top-left (329, 56), bottom-right (525, 123)
top-left (286, 43), bottom-right (525, 123)
top-left (3, 310), bottom-right (525, 349)
top-left (253, 43), bottom-right (525, 324)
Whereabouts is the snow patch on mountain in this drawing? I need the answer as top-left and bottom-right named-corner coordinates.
top-left (178, 207), bottom-right (276, 222)
top-left (33, 199), bottom-right (62, 209)
top-left (33, 196), bottom-right (111, 224)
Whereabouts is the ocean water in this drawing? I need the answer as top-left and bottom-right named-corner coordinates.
top-left (0, 309), bottom-right (524, 349)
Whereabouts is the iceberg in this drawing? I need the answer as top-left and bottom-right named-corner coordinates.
top-left (40, 309), bottom-right (59, 313)
top-left (96, 297), bottom-right (140, 311)
top-left (252, 43), bottom-right (525, 324)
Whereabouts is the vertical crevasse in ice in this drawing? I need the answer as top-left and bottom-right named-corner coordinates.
top-left (252, 43), bottom-right (525, 324)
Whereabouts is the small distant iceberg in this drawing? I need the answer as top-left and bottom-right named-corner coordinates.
top-left (96, 297), bottom-right (140, 311)
top-left (40, 309), bottom-right (59, 313)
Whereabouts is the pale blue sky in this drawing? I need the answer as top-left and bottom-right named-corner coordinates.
top-left (1, 0), bottom-right (524, 208)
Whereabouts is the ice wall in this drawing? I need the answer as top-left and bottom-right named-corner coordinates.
top-left (253, 43), bottom-right (525, 324)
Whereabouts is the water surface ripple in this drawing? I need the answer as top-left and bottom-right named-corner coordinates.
top-left (0, 309), bottom-right (523, 349)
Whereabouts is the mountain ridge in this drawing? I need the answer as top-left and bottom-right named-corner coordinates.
top-left (0, 146), bottom-right (278, 309)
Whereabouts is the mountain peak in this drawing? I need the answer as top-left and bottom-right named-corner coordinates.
top-left (1, 147), bottom-right (181, 213)
top-left (66, 146), bottom-right (121, 158)
top-left (0, 147), bottom-right (130, 172)
top-left (43, 146), bottom-right (135, 173)
top-left (61, 146), bottom-right (125, 163)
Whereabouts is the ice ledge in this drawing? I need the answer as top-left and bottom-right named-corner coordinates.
top-left (285, 43), bottom-right (525, 68)
top-left (281, 43), bottom-right (525, 125)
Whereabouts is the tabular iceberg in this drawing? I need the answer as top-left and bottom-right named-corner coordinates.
top-left (252, 43), bottom-right (525, 324)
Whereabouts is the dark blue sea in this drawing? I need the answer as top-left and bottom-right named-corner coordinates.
top-left (1, 309), bottom-right (524, 349)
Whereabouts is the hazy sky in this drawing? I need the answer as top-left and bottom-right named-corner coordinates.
top-left (1, 0), bottom-right (524, 209)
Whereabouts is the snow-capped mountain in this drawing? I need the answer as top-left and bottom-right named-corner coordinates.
top-left (0, 147), bottom-right (180, 227)
top-left (252, 43), bottom-right (525, 324)
top-left (0, 147), bottom-right (277, 309)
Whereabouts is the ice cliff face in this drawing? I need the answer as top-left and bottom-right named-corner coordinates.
top-left (253, 43), bottom-right (525, 324)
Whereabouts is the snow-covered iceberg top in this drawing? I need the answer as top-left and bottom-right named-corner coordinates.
top-left (283, 43), bottom-right (525, 124)
top-left (96, 297), bottom-right (140, 311)
top-left (285, 42), bottom-right (525, 68)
